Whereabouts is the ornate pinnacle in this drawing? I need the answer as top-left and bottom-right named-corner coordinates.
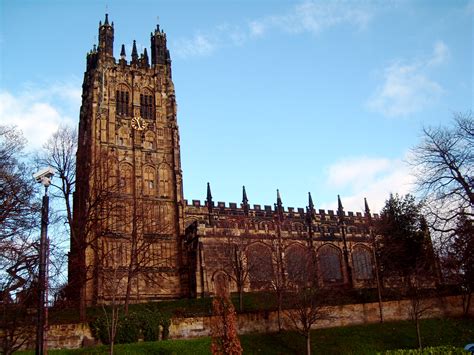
top-left (308, 192), bottom-right (315, 213)
top-left (242, 185), bottom-right (249, 215)
top-left (206, 182), bottom-right (213, 207)
top-left (364, 197), bottom-right (370, 215)
top-left (131, 40), bottom-right (138, 63)
top-left (337, 194), bottom-right (345, 221)
top-left (275, 189), bottom-right (284, 220)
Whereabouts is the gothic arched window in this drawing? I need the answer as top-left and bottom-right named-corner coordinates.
top-left (247, 243), bottom-right (273, 290)
top-left (158, 164), bottom-right (171, 198)
top-left (140, 91), bottom-right (154, 120)
top-left (352, 245), bottom-right (374, 280)
top-left (119, 163), bottom-right (133, 194)
top-left (143, 166), bottom-right (156, 196)
top-left (116, 85), bottom-right (130, 116)
top-left (318, 244), bottom-right (343, 284)
top-left (285, 244), bottom-right (316, 287)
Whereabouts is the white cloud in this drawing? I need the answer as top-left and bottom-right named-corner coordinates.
top-left (249, 20), bottom-right (266, 38)
top-left (320, 156), bottom-right (414, 213)
top-left (367, 41), bottom-right (448, 118)
top-left (427, 40), bottom-right (450, 67)
top-left (173, 33), bottom-right (217, 58)
top-left (0, 82), bottom-right (80, 150)
top-left (263, 0), bottom-right (374, 36)
top-left (173, 0), bottom-right (375, 58)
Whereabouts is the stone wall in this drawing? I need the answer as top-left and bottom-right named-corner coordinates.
top-left (46, 323), bottom-right (95, 349)
top-left (169, 295), bottom-right (472, 338)
top-left (15, 295), bottom-right (472, 350)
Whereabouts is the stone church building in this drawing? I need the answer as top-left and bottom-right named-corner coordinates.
top-left (70, 15), bottom-right (378, 306)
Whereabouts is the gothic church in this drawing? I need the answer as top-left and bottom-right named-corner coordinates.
top-left (70, 15), bottom-right (377, 306)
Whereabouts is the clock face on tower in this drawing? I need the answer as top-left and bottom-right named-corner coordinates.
top-left (131, 116), bottom-right (147, 131)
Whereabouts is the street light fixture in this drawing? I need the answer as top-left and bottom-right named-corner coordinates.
top-left (33, 166), bottom-right (55, 355)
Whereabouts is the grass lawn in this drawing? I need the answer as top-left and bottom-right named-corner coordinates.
top-left (16, 318), bottom-right (474, 354)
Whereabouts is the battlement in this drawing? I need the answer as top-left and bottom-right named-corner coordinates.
top-left (183, 199), bottom-right (378, 220)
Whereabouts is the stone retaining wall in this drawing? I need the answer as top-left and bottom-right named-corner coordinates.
top-left (169, 295), bottom-right (471, 338)
top-left (12, 295), bottom-right (472, 350)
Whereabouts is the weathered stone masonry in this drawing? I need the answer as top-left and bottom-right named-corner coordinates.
top-left (71, 14), bottom-right (380, 306)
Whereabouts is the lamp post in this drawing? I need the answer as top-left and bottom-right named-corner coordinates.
top-left (33, 167), bottom-right (55, 355)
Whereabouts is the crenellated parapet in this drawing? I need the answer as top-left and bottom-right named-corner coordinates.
top-left (183, 199), bottom-right (379, 244)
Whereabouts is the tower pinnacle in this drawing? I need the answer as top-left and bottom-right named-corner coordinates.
top-left (151, 21), bottom-right (169, 66)
top-left (98, 13), bottom-right (114, 59)
top-left (131, 40), bottom-right (138, 64)
top-left (337, 195), bottom-right (345, 221)
top-left (275, 189), bottom-right (284, 221)
top-left (242, 185), bottom-right (249, 216)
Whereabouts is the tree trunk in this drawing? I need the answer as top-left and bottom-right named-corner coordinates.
top-left (415, 317), bottom-right (422, 349)
top-left (78, 244), bottom-right (87, 322)
top-left (463, 291), bottom-right (472, 317)
top-left (124, 271), bottom-right (133, 315)
top-left (238, 287), bottom-right (243, 312)
top-left (79, 282), bottom-right (86, 322)
top-left (277, 290), bottom-right (282, 332)
top-left (306, 331), bottom-right (311, 355)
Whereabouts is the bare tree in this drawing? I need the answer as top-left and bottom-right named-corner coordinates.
top-left (441, 210), bottom-right (474, 316)
top-left (71, 147), bottom-right (122, 319)
top-left (220, 217), bottom-right (252, 312)
top-left (35, 125), bottom-right (77, 236)
top-left (410, 112), bottom-right (473, 234)
top-left (405, 262), bottom-right (436, 350)
top-left (284, 246), bottom-right (329, 355)
top-left (121, 206), bottom-right (175, 314)
top-left (100, 261), bottom-right (125, 355)
top-left (0, 126), bottom-right (40, 354)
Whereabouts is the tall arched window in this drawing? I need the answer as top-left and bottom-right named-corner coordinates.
top-left (352, 245), bottom-right (374, 280)
top-left (143, 166), bottom-right (156, 195)
top-left (247, 243), bottom-right (273, 290)
top-left (158, 164), bottom-right (171, 198)
top-left (116, 85), bottom-right (130, 116)
top-left (285, 244), bottom-right (316, 287)
top-left (119, 163), bottom-right (133, 194)
top-left (140, 91), bottom-right (154, 119)
top-left (318, 244), bottom-right (343, 284)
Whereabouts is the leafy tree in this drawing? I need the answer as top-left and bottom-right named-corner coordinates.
top-left (376, 193), bottom-right (437, 349)
top-left (375, 194), bottom-right (429, 280)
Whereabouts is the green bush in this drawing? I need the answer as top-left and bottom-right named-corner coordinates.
top-left (380, 346), bottom-right (469, 354)
top-left (89, 308), bottom-right (170, 344)
top-left (115, 314), bottom-right (141, 344)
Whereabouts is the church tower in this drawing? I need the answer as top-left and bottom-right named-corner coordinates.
top-left (71, 14), bottom-right (186, 306)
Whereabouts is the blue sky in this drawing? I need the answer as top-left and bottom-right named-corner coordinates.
top-left (1, 0), bottom-right (472, 213)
